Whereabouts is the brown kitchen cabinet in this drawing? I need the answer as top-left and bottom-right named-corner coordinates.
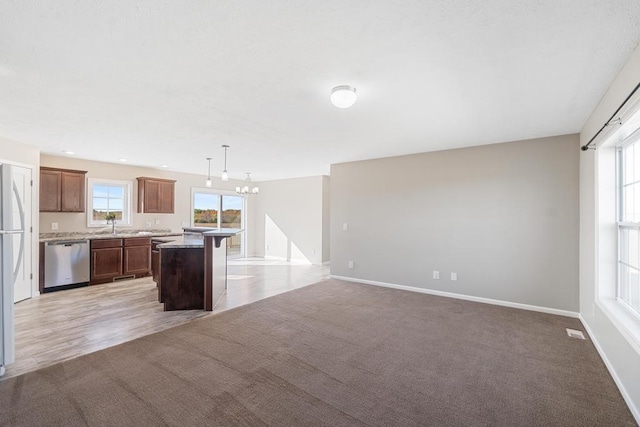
top-left (40, 167), bottom-right (87, 212)
top-left (90, 237), bottom-right (151, 285)
top-left (151, 240), bottom-right (162, 283)
top-left (124, 237), bottom-right (152, 275)
top-left (137, 177), bottom-right (176, 214)
top-left (90, 239), bottom-right (123, 284)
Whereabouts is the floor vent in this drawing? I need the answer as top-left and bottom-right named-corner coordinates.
top-left (566, 328), bottom-right (585, 340)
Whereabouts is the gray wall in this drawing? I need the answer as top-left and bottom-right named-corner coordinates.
top-left (331, 134), bottom-right (579, 311)
top-left (322, 175), bottom-right (330, 263)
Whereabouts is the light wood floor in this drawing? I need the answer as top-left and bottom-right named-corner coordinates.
top-left (4, 258), bottom-right (329, 380)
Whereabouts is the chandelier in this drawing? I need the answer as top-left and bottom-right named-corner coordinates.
top-left (236, 172), bottom-right (259, 195)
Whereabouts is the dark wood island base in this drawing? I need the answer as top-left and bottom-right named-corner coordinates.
top-left (159, 247), bottom-right (204, 310)
top-left (155, 229), bottom-right (240, 311)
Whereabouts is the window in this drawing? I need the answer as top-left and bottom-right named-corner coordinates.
top-left (617, 128), bottom-right (640, 316)
top-left (192, 189), bottom-right (245, 258)
top-left (87, 178), bottom-right (133, 227)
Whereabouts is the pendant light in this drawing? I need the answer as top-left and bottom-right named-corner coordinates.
top-left (236, 172), bottom-right (259, 195)
top-left (221, 145), bottom-right (229, 181)
top-left (205, 157), bottom-right (213, 188)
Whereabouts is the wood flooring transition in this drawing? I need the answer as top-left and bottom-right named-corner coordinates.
top-left (4, 258), bottom-right (329, 380)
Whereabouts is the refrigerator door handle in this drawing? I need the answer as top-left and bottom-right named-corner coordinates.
top-left (11, 181), bottom-right (25, 284)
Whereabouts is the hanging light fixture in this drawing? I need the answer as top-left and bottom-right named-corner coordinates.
top-left (236, 172), bottom-right (259, 195)
top-left (221, 145), bottom-right (229, 181)
top-left (205, 157), bottom-right (213, 188)
top-left (330, 85), bottom-right (357, 108)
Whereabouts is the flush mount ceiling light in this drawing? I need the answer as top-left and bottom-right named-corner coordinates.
top-left (221, 145), bottom-right (229, 181)
top-left (330, 85), bottom-right (357, 109)
top-left (205, 157), bottom-right (213, 188)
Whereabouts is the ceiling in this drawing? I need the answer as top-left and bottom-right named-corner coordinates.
top-left (1, 1), bottom-right (640, 181)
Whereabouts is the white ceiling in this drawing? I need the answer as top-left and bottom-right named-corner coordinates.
top-left (1, 1), bottom-right (640, 181)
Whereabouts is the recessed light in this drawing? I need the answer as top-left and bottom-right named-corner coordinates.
top-left (63, 150), bottom-right (75, 155)
top-left (119, 158), bottom-right (127, 162)
top-left (161, 165), bottom-right (168, 168)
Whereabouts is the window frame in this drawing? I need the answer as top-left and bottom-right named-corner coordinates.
top-left (190, 187), bottom-right (246, 258)
top-left (617, 129), bottom-right (640, 319)
top-left (86, 178), bottom-right (133, 228)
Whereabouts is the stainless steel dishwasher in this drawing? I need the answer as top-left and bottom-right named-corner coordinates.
top-left (44, 240), bottom-right (90, 290)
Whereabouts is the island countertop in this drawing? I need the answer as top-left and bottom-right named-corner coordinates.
top-left (156, 228), bottom-right (242, 249)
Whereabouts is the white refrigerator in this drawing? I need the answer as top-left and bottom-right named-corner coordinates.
top-left (0, 164), bottom-right (23, 376)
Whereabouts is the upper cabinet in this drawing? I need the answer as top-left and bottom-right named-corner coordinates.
top-left (40, 167), bottom-right (87, 212)
top-left (137, 177), bottom-right (176, 214)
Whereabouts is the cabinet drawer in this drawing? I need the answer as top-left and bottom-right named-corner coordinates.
top-left (91, 238), bottom-right (123, 249)
top-left (125, 237), bottom-right (152, 247)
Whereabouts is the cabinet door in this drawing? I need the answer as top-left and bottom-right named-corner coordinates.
top-left (91, 247), bottom-right (123, 282)
top-left (40, 170), bottom-right (61, 212)
top-left (144, 180), bottom-right (161, 213)
top-left (124, 245), bottom-right (151, 275)
top-left (151, 248), bottom-right (159, 283)
top-left (61, 172), bottom-right (86, 212)
top-left (158, 181), bottom-right (175, 213)
top-left (137, 177), bottom-right (176, 214)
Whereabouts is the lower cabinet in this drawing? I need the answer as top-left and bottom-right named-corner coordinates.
top-left (124, 237), bottom-right (152, 275)
top-left (90, 237), bottom-right (151, 285)
top-left (151, 240), bottom-right (162, 283)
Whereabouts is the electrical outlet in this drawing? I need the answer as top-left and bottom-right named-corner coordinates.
top-left (51, 222), bottom-right (58, 230)
top-left (348, 260), bottom-right (354, 269)
top-left (343, 223), bottom-right (348, 231)
top-left (155, 219), bottom-right (160, 225)
top-left (181, 221), bottom-right (190, 227)
top-left (451, 272), bottom-right (457, 281)
top-left (145, 221), bottom-right (152, 228)
top-left (433, 270), bottom-right (439, 280)
top-left (311, 248), bottom-right (316, 255)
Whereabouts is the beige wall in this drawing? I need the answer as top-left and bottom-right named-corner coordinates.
top-left (252, 176), bottom-right (329, 265)
top-left (0, 136), bottom-right (40, 296)
top-left (330, 134), bottom-right (580, 312)
top-left (39, 155), bottom-right (254, 244)
top-left (0, 137), bottom-right (40, 167)
top-left (579, 42), bottom-right (640, 419)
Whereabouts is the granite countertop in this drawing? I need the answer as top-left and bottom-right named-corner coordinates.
top-left (39, 229), bottom-right (182, 243)
top-left (158, 229), bottom-right (242, 248)
top-left (156, 235), bottom-right (204, 249)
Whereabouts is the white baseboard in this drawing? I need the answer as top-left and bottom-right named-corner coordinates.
top-left (579, 315), bottom-right (640, 424)
top-left (329, 275), bottom-right (579, 318)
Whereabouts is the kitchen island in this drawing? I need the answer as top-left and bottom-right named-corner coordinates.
top-left (155, 229), bottom-right (241, 311)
